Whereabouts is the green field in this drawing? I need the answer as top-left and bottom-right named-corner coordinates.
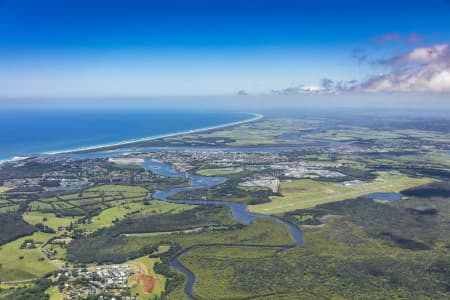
top-left (42, 243), bottom-right (67, 260)
top-left (250, 173), bottom-right (434, 214)
top-left (0, 232), bottom-right (58, 281)
top-left (26, 201), bottom-right (184, 236)
top-left (0, 204), bottom-right (19, 213)
top-left (23, 211), bottom-right (76, 231)
top-left (168, 118), bottom-right (322, 147)
top-left (79, 200), bottom-right (195, 233)
top-left (45, 286), bottom-right (64, 300)
top-left (304, 125), bottom-right (404, 141)
top-left (30, 184), bottom-right (149, 215)
top-left (197, 167), bottom-right (244, 176)
top-left (204, 119), bottom-right (317, 146)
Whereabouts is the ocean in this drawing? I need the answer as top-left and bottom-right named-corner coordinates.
top-left (0, 110), bottom-right (252, 161)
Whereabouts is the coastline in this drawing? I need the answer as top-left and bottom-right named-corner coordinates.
top-left (0, 156), bottom-right (30, 165)
top-left (43, 112), bottom-right (263, 155)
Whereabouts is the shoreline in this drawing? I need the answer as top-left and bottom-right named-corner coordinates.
top-left (40, 112), bottom-right (263, 155)
top-left (0, 156), bottom-right (30, 165)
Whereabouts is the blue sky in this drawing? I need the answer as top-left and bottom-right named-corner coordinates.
top-left (1, 0), bottom-right (450, 98)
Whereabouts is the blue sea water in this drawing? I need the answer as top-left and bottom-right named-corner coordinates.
top-left (0, 110), bottom-right (250, 160)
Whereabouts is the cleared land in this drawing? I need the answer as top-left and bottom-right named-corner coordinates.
top-left (196, 167), bottom-right (244, 176)
top-left (128, 255), bottom-right (167, 299)
top-left (0, 232), bottom-right (58, 281)
top-left (250, 173), bottom-right (434, 214)
top-left (23, 211), bottom-right (76, 231)
top-left (30, 184), bottom-right (149, 216)
top-left (161, 118), bottom-right (321, 147)
top-left (45, 286), bottom-right (64, 300)
top-left (0, 204), bottom-right (19, 213)
top-left (304, 126), bottom-right (404, 141)
top-left (79, 200), bottom-right (195, 233)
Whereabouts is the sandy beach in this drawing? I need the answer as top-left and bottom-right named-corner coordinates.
top-left (44, 113), bottom-right (263, 155)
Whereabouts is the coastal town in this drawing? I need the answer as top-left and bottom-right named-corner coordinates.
top-left (1, 146), bottom-right (365, 208)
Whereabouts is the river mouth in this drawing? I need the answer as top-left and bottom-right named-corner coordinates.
top-left (139, 159), bottom-right (302, 299)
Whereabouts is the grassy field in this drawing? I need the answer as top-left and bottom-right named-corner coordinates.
top-left (0, 232), bottom-right (58, 281)
top-left (250, 173), bottom-right (434, 214)
top-left (304, 126), bottom-right (404, 141)
top-left (219, 119), bottom-right (318, 146)
top-left (45, 286), bottom-right (64, 300)
top-left (395, 129), bottom-right (450, 143)
top-left (25, 195), bottom-right (195, 237)
top-left (197, 167), bottom-right (244, 176)
top-left (42, 243), bottom-right (67, 260)
top-left (128, 255), bottom-right (166, 299)
top-left (31, 184), bottom-right (149, 215)
top-left (0, 204), bottom-right (19, 213)
top-left (172, 118), bottom-right (321, 147)
top-left (0, 186), bottom-right (9, 193)
top-left (79, 200), bottom-right (195, 233)
top-left (303, 126), bottom-right (450, 149)
top-left (420, 153), bottom-right (450, 167)
top-left (23, 211), bottom-right (76, 231)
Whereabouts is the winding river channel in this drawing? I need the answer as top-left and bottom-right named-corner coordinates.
top-left (55, 123), bottom-right (350, 299)
top-left (140, 159), bottom-right (303, 299)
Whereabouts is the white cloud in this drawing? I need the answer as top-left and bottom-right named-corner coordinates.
top-left (271, 85), bottom-right (325, 95)
top-left (390, 44), bottom-right (449, 65)
top-left (359, 44), bottom-right (450, 92)
top-left (272, 43), bottom-right (450, 95)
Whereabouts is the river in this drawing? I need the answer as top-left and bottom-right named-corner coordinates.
top-left (140, 159), bottom-right (303, 299)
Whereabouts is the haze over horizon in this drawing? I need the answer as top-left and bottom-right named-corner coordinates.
top-left (1, 0), bottom-right (450, 107)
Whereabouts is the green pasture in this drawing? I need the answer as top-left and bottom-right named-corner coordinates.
top-left (250, 173), bottom-right (434, 214)
top-left (0, 232), bottom-right (58, 281)
top-left (196, 167), bottom-right (244, 176)
top-left (23, 211), bottom-right (76, 231)
top-left (80, 200), bottom-right (195, 233)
